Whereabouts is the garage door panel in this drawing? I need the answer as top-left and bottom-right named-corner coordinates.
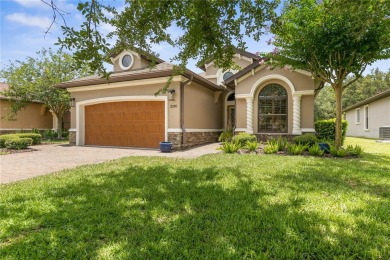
top-left (85, 101), bottom-right (165, 148)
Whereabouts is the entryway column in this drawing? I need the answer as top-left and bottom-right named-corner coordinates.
top-left (292, 94), bottom-right (302, 135)
top-left (245, 97), bottom-right (254, 134)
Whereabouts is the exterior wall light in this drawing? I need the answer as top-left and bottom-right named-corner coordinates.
top-left (167, 89), bottom-right (175, 101)
top-left (69, 97), bottom-right (76, 107)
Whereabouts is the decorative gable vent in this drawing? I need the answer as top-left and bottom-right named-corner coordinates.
top-left (379, 126), bottom-right (390, 139)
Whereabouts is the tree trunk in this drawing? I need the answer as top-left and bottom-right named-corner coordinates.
top-left (334, 83), bottom-right (343, 149)
top-left (56, 114), bottom-right (63, 139)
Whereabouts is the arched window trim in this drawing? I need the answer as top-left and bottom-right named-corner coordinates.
top-left (258, 84), bottom-right (288, 133)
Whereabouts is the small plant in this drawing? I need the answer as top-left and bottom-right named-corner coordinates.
top-left (245, 140), bottom-right (259, 152)
top-left (264, 142), bottom-right (279, 154)
top-left (276, 136), bottom-right (288, 151)
top-left (308, 144), bottom-right (324, 156)
top-left (31, 128), bottom-right (40, 134)
top-left (218, 129), bottom-right (233, 142)
top-left (232, 132), bottom-right (257, 147)
top-left (346, 145), bottom-right (364, 156)
top-left (287, 143), bottom-right (308, 155)
top-left (0, 135), bottom-right (16, 148)
top-left (43, 129), bottom-right (57, 140)
top-left (293, 134), bottom-right (318, 147)
top-left (4, 138), bottom-right (33, 150)
top-left (218, 141), bottom-right (241, 154)
top-left (329, 145), bottom-right (349, 157)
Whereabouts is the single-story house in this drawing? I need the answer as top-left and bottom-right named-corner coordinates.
top-left (344, 89), bottom-right (390, 139)
top-left (0, 83), bottom-right (53, 134)
top-left (57, 49), bottom-right (318, 149)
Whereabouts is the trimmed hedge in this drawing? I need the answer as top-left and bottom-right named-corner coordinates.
top-left (232, 132), bottom-right (257, 147)
top-left (4, 138), bottom-right (33, 150)
top-left (293, 133), bottom-right (318, 147)
top-left (0, 133), bottom-right (41, 148)
top-left (14, 133), bottom-right (42, 145)
top-left (314, 119), bottom-right (348, 145)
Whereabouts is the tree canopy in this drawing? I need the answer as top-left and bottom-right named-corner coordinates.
top-left (0, 48), bottom-right (92, 137)
top-left (271, 0), bottom-right (390, 148)
top-left (53, 0), bottom-right (279, 75)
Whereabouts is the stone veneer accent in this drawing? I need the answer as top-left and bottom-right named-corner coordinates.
top-left (69, 131), bottom-right (76, 146)
top-left (168, 131), bottom-right (221, 150)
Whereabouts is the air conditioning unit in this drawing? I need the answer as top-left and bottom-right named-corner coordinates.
top-left (379, 126), bottom-right (390, 139)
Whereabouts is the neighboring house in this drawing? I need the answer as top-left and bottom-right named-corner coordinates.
top-left (0, 83), bottom-right (53, 134)
top-left (344, 89), bottom-right (390, 139)
top-left (57, 49), bottom-right (318, 149)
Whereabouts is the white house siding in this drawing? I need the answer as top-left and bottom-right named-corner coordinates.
top-left (345, 96), bottom-right (390, 139)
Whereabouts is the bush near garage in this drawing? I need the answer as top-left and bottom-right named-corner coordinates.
top-left (4, 138), bottom-right (33, 150)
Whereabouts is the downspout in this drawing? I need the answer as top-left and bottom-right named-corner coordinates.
top-left (180, 76), bottom-right (193, 148)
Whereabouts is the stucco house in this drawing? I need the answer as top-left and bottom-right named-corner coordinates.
top-left (0, 83), bottom-right (53, 134)
top-left (57, 49), bottom-right (318, 149)
top-left (344, 89), bottom-right (390, 139)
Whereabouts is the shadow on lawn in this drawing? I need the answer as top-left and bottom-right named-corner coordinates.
top-left (1, 157), bottom-right (389, 258)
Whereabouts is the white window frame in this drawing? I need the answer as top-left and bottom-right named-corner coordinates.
top-left (119, 51), bottom-right (135, 70)
top-left (355, 108), bottom-right (360, 124)
top-left (364, 105), bottom-right (369, 131)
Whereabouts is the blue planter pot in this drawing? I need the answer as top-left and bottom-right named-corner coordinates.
top-left (319, 143), bottom-right (330, 153)
top-left (160, 142), bottom-right (172, 153)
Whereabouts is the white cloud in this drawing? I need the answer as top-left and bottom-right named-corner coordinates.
top-left (13, 0), bottom-right (50, 9)
top-left (5, 13), bottom-right (53, 30)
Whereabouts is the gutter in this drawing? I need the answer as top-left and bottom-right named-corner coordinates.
top-left (180, 75), bottom-right (193, 148)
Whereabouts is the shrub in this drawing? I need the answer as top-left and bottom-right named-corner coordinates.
top-left (232, 132), bottom-right (257, 147)
top-left (293, 134), bottom-right (318, 147)
top-left (287, 143), bottom-right (308, 155)
top-left (218, 129), bottom-right (233, 142)
top-left (31, 128), bottom-right (40, 134)
top-left (264, 143), bottom-right (279, 154)
top-left (308, 144), bottom-right (324, 156)
top-left (5, 138), bottom-right (33, 150)
top-left (329, 145), bottom-right (349, 157)
top-left (43, 129), bottom-right (57, 140)
top-left (245, 140), bottom-right (259, 152)
top-left (314, 119), bottom-right (348, 145)
top-left (0, 135), bottom-right (18, 148)
top-left (346, 145), bottom-right (364, 156)
top-left (14, 133), bottom-right (42, 145)
top-left (219, 141), bottom-right (241, 154)
top-left (62, 130), bottom-right (69, 138)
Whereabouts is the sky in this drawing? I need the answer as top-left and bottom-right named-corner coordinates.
top-left (1, 0), bottom-right (389, 75)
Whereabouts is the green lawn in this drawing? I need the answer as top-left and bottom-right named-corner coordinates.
top-left (1, 138), bottom-right (389, 259)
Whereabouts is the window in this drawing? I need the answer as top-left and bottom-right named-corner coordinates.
top-left (364, 106), bottom-right (369, 130)
top-left (356, 108), bottom-right (360, 124)
top-left (258, 84), bottom-right (288, 133)
top-left (223, 72), bottom-right (233, 81)
top-left (119, 52), bottom-right (134, 70)
top-left (227, 93), bottom-right (235, 101)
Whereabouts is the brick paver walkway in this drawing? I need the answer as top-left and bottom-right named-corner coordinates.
top-left (0, 143), bottom-right (220, 184)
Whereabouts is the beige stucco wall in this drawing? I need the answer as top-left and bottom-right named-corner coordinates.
top-left (69, 81), bottom-right (181, 129)
top-left (236, 68), bottom-right (314, 94)
top-left (0, 100), bottom-right (53, 129)
top-left (235, 99), bottom-right (246, 129)
top-left (205, 56), bottom-right (252, 76)
top-left (345, 96), bottom-right (390, 139)
top-left (183, 82), bottom-right (223, 129)
top-left (301, 95), bottom-right (314, 129)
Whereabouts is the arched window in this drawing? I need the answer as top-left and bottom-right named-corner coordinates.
top-left (258, 84), bottom-right (288, 133)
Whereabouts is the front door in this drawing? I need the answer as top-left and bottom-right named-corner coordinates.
top-left (227, 106), bottom-right (235, 129)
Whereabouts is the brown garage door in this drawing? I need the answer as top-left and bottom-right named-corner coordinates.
top-left (85, 101), bottom-right (165, 148)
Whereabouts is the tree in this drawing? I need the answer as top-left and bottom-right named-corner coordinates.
top-left (314, 85), bottom-right (335, 121)
top-left (315, 69), bottom-right (390, 121)
top-left (270, 0), bottom-right (390, 148)
top-left (0, 48), bottom-right (91, 138)
top-left (49, 0), bottom-right (279, 75)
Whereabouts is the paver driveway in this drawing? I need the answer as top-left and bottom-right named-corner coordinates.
top-left (0, 143), bottom-right (220, 184)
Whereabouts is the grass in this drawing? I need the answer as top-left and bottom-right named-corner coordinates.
top-left (0, 137), bottom-right (389, 258)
